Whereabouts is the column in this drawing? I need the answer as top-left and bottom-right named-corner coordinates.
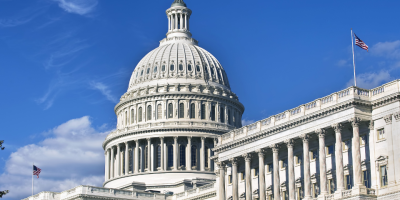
top-left (200, 137), bottom-right (205, 171)
top-left (168, 14), bottom-right (171, 31)
top-left (243, 153), bottom-right (252, 200)
top-left (125, 142), bottom-right (129, 175)
top-left (185, 13), bottom-right (187, 30)
top-left (147, 138), bottom-right (151, 171)
top-left (230, 158), bottom-right (239, 200)
top-left (286, 139), bottom-right (295, 200)
top-left (135, 140), bottom-right (139, 173)
top-left (333, 123), bottom-right (345, 194)
top-left (302, 134), bottom-right (312, 199)
top-left (116, 144), bottom-right (121, 177)
top-left (271, 144), bottom-right (280, 200)
top-left (160, 137), bottom-right (164, 171)
top-left (141, 143), bottom-right (145, 172)
top-left (257, 149), bottom-right (266, 200)
top-left (173, 137), bottom-right (178, 170)
top-left (218, 162), bottom-right (226, 200)
top-left (225, 105), bottom-right (228, 125)
top-left (317, 129), bottom-right (327, 196)
top-left (110, 147), bottom-right (114, 179)
top-left (187, 136), bottom-right (192, 170)
top-left (174, 14), bottom-right (177, 30)
top-left (179, 13), bottom-right (183, 29)
top-left (105, 149), bottom-right (110, 181)
top-left (349, 117), bottom-right (363, 188)
top-left (383, 114), bottom-right (396, 185)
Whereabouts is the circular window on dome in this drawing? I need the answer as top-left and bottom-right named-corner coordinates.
top-left (196, 65), bottom-right (200, 72)
top-left (162, 65), bottom-right (165, 71)
top-left (147, 68), bottom-right (150, 74)
top-left (188, 64), bottom-right (192, 71)
top-left (179, 64), bottom-right (183, 71)
top-left (154, 66), bottom-right (157, 73)
top-left (141, 70), bottom-right (144, 76)
top-left (170, 64), bottom-right (174, 71)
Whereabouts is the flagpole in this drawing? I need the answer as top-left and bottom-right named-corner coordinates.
top-left (351, 28), bottom-right (357, 86)
top-left (32, 163), bottom-right (34, 197)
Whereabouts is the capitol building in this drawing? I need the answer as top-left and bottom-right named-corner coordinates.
top-left (24, 0), bottom-right (400, 200)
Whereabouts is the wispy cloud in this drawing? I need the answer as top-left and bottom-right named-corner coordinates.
top-left (346, 70), bottom-right (393, 89)
top-left (372, 40), bottom-right (400, 59)
top-left (0, 6), bottom-right (44, 27)
top-left (89, 81), bottom-right (118, 103)
top-left (0, 116), bottom-right (110, 200)
top-left (242, 119), bottom-right (256, 126)
top-left (54, 0), bottom-right (98, 15)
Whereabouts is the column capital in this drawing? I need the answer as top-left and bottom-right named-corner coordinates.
top-left (229, 157), bottom-right (239, 166)
top-left (217, 161), bottom-right (226, 168)
top-left (332, 123), bottom-right (343, 132)
top-left (349, 117), bottom-right (361, 127)
top-left (187, 136), bottom-right (192, 140)
top-left (384, 114), bottom-right (393, 125)
top-left (394, 111), bottom-right (400, 121)
top-left (315, 128), bottom-right (326, 138)
top-left (242, 153), bottom-right (252, 161)
top-left (285, 139), bottom-right (295, 148)
top-left (269, 144), bottom-right (279, 152)
top-left (256, 148), bottom-right (266, 157)
top-left (124, 141), bottom-right (128, 145)
top-left (201, 136), bottom-right (206, 141)
top-left (300, 133), bottom-right (310, 143)
top-left (146, 138), bottom-right (151, 142)
top-left (173, 136), bottom-right (178, 141)
top-left (368, 120), bottom-right (374, 130)
top-left (160, 137), bottom-right (164, 141)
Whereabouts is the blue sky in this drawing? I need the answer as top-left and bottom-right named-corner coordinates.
top-left (1, 0), bottom-right (400, 199)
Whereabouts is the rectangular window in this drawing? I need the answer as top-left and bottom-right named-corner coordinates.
top-left (228, 175), bottom-right (232, 184)
top-left (211, 105), bottom-right (216, 121)
top-left (201, 104), bottom-right (206, 119)
top-left (326, 145), bottom-right (334, 155)
top-left (310, 150), bottom-right (318, 161)
top-left (254, 167), bottom-right (259, 177)
top-left (380, 165), bottom-right (388, 187)
top-left (342, 140), bottom-right (350, 151)
top-left (363, 170), bottom-right (369, 188)
top-left (328, 179), bottom-right (335, 194)
top-left (240, 171), bottom-right (245, 181)
top-left (345, 174), bottom-right (352, 189)
top-left (377, 129), bottom-right (385, 140)
top-left (157, 104), bottom-right (162, 119)
top-left (281, 159), bottom-right (287, 169)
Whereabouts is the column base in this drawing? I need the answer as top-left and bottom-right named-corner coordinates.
top-left (303, 196), bottom-right (313, 200)
top-left (317, 193), bottom-right (327, 200)
top-left (334, 190), bottom-right (344, 199)
top-left (352, 185), bottom-right (367, 195)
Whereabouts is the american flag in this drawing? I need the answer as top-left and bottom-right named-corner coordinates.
top-left (354, 34), bottom-right (368, 51)
top-left (33, 165), bottom-right (41, 178)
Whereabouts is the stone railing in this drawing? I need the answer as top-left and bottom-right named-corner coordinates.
top-left (173, 182), bottom-right (216, 200)
top-left (325, 194), bottom-right (334, 200)
top-left (342, 189), bottom-right (352, 197)
top-left (366, 188), bottom-right (376, 195)
top-left (220, 79), bottom-right (400, 144)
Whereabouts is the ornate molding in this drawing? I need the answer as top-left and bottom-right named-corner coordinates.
top-left (229, 157), bottom-right (238, 166)
top-left (255, 148), bottom-right (266, 157)
top-left (300, 133), bottom-right (310, 143)
top-left (242, 153), bottom-right (252, 162)
top-left (315, 128), bottom-right (326, 138)
top-left (368, 120), bottom-right (374, 130)
top-left (349, 117), bottom-right (361, 127)
top-left (384, 114), bottom-right (393, 125)
top-left (331, 123), bottom-right (342, 133)
top-left (394, 111), bottom-right (400, 121)
top-left (284, 139), bottom-right (294, 148)
top-left (269, 144), bottom-right (279, 153)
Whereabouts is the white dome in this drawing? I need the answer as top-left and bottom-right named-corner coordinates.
top-left (128, 42), bottom-right (231, 92)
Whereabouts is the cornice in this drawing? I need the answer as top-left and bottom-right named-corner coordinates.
top-left (213, 99), bottom-right (371, 154)
top-left (371, 92), bottom-right (400, 109)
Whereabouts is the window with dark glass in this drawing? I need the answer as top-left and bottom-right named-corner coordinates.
top-left (188, 64), bottom-right (192, 71)
top-left (141, 70), bottom-right (143, 75)
top-left (170, 64), bottom-right (174, 71)
top-left (168, 103), bottom-right (173, 118)
top-left (363, 170), bottom-right (369, 187)
top-left (179, 103), bottom-right (184, 118)
top-left (147, 105), bottom-right (152, 120)
top-left (168, 145), bottom-right (173, 167)
top-left (138, 107), bottom-right (142, 122)
top-left (154, 66), bottom-right (157, 73)
top-left (211, 105), bottom-right (215, 121)
top-left (179, 64), bottom-right (183, 71)
top-left (190, 103), bottom-right (195, 119)
top-left (380, 165), bottom-right (388, 187)
top-left (254, 167), bottom-right (259, 177)
top-left (157, 104), bottom-right (162, 119)
top-left (180, 145), bottom-right (186, 167)
top-left (204, 147), bottom-right (209, 168)
top-left (345, 174), bottom-right (352, 189)
top-left (147, 68), bottom-right (150, 74)
top-left (326, 145), bottom-right (334, 155)
top-left (157, 145), bottom-right (161, 168)
top-left (220, 107), bottom-right (224, 123)
top-left (162, 65), bottom-right (166, 71)
top-left (145, 146), bottom-right (148, 169)
top-left (228, 109), bottom-right (231, 125)
top-left (201, 104), bottom-right (206, 119)
top-left (196, 65), bottom-right (200, 72)
top-left (191, 145), bottom-right (197, 167)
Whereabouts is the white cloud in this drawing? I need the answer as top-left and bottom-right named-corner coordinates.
top-left (371, 40), bottom-right (400, 59)
top-left (89, 81), bottom-right (118, 103)
top-left (346, 70), bottom-right (393, 89)
top-left (241, 119), bottom-right (255, 126)
top-left (54, 0), bottom-right (98, 15)
top-left (336, 59), bottom-right (351, 67)
top-left (0, 116), bottom-right (110, 200)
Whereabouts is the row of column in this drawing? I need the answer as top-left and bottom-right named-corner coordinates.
top-left (168, 12), bottom-right (189, 31)
top-left (217, 118), bottom-right (365, 200)
top-left (105, 136), bottom-right (213, 181)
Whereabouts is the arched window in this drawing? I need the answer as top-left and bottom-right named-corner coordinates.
top-left (180, 145), bottom-right (186, 167)
top-left (211, 105), bottom-right (216, 121)
top-left (168, 103), bottom-right (173, 118)
top-left (125, 111), bottom-right (128, 125)
top-left (179, 64), bottom-right (183, 71)
top-left (136, 72), bottom-right (139, 77)
top-left (168, 145), bottom-right (173, 167)
top-left (204, 65), bottom-right (208, 74)
top-left (147, 105), bottom-right (152, 121)
top-left (138, 148), bottom-right (141, 171)
top-left (220, 107), bottom-right (225, 123)
top-left (129, 149), bottom-right (133, 172)
top-left (196, 65), bottom-right (200, 72)
top-left (131, 109), bottom-right (134, 124)
top-left (162, 65), bottom-right (166, 71)
top-left (201, 104), bottom-right (206, 119)
top-left (147, 68), bottom-right (150, 74)
top-left (191, 145), bottom-right (197, 167)
top-left (141, 70), bottom-right (143, 76)
top-left (179, 103), bottom-right (184, 118)
top-left (190, 103), bottom-right (195, 119)
top-left (205, 146), bottom-right (209, 168)
top-left (170, 64), bottom-right (174, 71)
top-left (188, 64), bottom-right (192, 71)
top-left (145, 146), bottom-right (148, 169)
top-left (157, 145), bottom-right (161, 168)
top-left (154, 66), bottom-right (157, 73)
top-left (228, 109), bottom-right (231, 125)
top-left (138, 107), bottom-right (142, 122)
top-left (157, 104), bottom-right (162, 119)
